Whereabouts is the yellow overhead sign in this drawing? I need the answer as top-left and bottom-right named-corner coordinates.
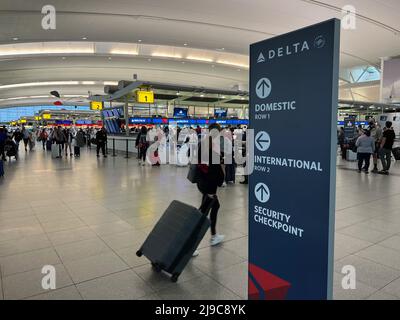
top-left (43, 114), bottom-right (51, 119)
top-left (35, 116), bottom-right (41, 121)
top-left (90, 101), bottom-right (104, 110)
top-left (136, 90), bottom-right (154, 104)
top-left (20, 119), bottom-right (27, 123)
top-left (11, 121), bottom-right (16, 126)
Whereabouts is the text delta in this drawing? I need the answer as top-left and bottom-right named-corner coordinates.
top-left (267, 41), bottom-right (310, 60)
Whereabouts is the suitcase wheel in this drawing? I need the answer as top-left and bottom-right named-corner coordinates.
top-left (171, 273), bottom-right (179, 283)
top-left (136, 250), bottom-right (143, 257)
top-left (151, 263), bottom-right (162, 273)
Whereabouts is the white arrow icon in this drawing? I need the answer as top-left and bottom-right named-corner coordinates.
top-left (257, 52), bottom-right (265, 63)
top-left (256, 78), bottom-right (272, 99)
top-left (255, 131), bottom-right (271, 151)
top-left (255, 183), bottom-right (270, 203)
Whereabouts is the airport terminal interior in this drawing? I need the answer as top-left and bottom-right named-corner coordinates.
top-left (1, 0), bottom-right (400, 300)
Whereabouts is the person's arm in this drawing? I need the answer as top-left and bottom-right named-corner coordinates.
top-left (380, 134), bottom-right (386, 149)
top-left (355, 137), bottom-right (361, 147)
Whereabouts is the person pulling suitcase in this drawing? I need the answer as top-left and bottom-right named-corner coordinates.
top-left (192, 123), bottom-right (226, 256)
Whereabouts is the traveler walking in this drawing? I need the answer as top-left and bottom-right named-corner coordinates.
top-left (74, 128), bottom-right (85, 157)
top-left (63, 128), bottom-right (73, 157)
top-left (379, 121), bottom-right (396, 175)
top-left (0, 127), bottom-right (7, 161)
top-left (355, 130), bottom-right (374, 174)
top-left (193, 123), bottom-right (225, 257)
top-left (39, 128), bottom-right (48, 150)
top-left (21, 126), bottom-right (30, 151)
top-left (136, 126), bottom-right (149, 165)
top-left (368, 120), bottom-right (383, 173)
top-left (12, 128), bottom-right (23, 150)
top-left (96, 127), bottom-right (107, 158)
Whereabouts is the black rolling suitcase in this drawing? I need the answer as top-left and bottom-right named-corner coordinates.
top-left (74, 146), bottom-right (80, 157)
top-left (46, 140), bottom-right (52, 151)
top-left (136, 200), bottom-right (210, 282)
top-left (0, 160), bottom-right (4, 177)
top-left (392, 147), bottom-right (400, 160)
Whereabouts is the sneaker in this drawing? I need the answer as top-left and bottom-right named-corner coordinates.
top-left (221, 182), bottom-right (227, 188)
top-left (358, 170), bottom-right (362, 173)
top-left (372, 168), bottom-right (378, 173)
top-left (210, 234), bottom-right (225, 246)
top-left (192, 250), bottom-right (200, 257)
top-left (240, 180), bottom-right (248, 185)
top-left (364, 171), bottom-right (369, 174)
top-left (96, 154), bottom-right (100, 157)
top-left (104, 155), bottom-right (107, 158)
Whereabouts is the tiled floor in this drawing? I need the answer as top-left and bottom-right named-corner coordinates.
top-left (0, 148), bottom-right (400, 300)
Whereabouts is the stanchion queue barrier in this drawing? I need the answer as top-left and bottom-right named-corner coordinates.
top-left (112, 138), bottom-right (117, 157)
top-left (125, 139), bottom-right (130, 159)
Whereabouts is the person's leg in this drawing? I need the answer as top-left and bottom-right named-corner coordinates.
top-left (101, 143), bottom-right (106, 156)
top-left (209, 197), bottom-right (220, 236)
top-left (372, 144), bottom-right (379, 172)
top-left (357, 153), bottom-right (363, 172)
top-left (364, 153), bottom-right (371, 172)
top-left (379, 149), bottom-right (387, 171)
top-left (96, 143), bottom-right (100, 156)
top-left (385, 149), bottom-right (392, 171)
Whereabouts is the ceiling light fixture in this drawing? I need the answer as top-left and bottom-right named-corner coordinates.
top-left (12, 37), bottom-right (19, 41)
top-left (217, 60), bottom-right (249, 69)
top-left (109, 49), bottom-right (138, 56)
top-left (82, 37), bottom-right (87, 40)
top-left (138, 40), bottom-right (142, 42)
top-left (186, 56), bottom-right (213, 63)
top-left (184, 43), bottom-right (188, 46)
top-left (0, 81), bottom-right (81, 90)
top-left (151, 53), bottom-right (182, 59)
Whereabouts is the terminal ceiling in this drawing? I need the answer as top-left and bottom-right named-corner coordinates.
top-left (0, 0), bottom-right (399, 108)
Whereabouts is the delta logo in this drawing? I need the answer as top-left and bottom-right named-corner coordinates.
top-left (248, 263), bottom-right (291, 300)
top-left (256, 35), bottom-right (326, 64)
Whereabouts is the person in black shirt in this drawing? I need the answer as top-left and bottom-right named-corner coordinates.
top-left (96, 127), bottom-right (108, 158)
top-left (379, 121), bottom-right (396, 175)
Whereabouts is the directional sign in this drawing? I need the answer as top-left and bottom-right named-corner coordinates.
top-left (249, 19), bottom-right (340, 300)
top-left (255, 183), bottom-right (270, 203)
top-left (255, 131), bottom-right (271, 151)
top-left (256, 78), bottom-right (272, 99)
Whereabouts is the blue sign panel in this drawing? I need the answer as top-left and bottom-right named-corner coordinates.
top-left (249, 20), bottom-right (340, 300)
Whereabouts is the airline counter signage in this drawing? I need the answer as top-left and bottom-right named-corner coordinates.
top-left (90, 101), bottom-right (104, 110)
top-left (136, 90), bottom-right (154, 104)
top-left (249, 19), bottom-right (340, 300)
